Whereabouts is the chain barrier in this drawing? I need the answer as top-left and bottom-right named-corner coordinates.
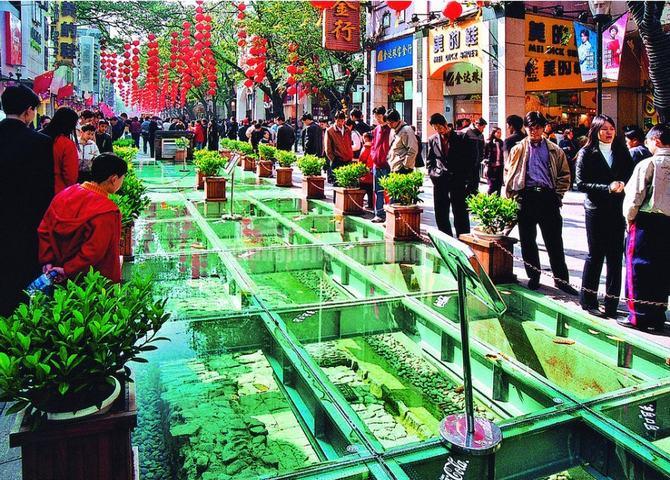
top-left (491, 238), bottom-right (668, 308)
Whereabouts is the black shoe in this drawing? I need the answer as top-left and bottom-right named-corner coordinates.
top-left (580, 303), bottom-right (598, 312)
top-left (556, 283), bottom-right (579, 295)
top-left (604, 309), bottom-right (620, 319)
top-left (616, 318), bottom-right (637, 329)
top-left (527, 277), bottom-right (540, 290)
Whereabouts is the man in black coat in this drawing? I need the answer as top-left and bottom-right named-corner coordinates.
top-left (0, 85), bottom-right (54, 316)
top-left (426, 113), bottom-right (475, 237)
top-left (463, 117), bottom-right (487, 196)
top-left (275, 116), bottom-right (296, 151)
top-left (301, 113), bottom-right (323, 156)
top-left (350, 109), bottom-right (371, 136)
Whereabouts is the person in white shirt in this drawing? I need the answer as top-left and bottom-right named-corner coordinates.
top-left (346, 119), bottom-right (363, 159)
top-left (620, 124), bottom-right (670, 331)
top-left (77, 124), bottom-right (100, 182)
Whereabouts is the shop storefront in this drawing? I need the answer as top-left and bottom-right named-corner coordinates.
top-left (429, 19), bottom-right (483, 125)
top-left (375, 34), bottom-right (413, 124)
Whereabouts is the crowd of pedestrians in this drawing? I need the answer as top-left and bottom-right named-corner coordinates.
top-left (0, 82), bottom-right (668, 333)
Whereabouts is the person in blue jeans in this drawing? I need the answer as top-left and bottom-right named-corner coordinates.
top-left (370, 106), bottom-right (391, 222)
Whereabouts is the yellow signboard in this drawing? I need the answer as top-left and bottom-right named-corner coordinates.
top-left (429, 20), bottom-right (482, 78)
top-left (525, 14), bottom-right (614, 91)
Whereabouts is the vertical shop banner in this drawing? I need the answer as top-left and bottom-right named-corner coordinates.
top-left (573, 22), bottom-right (597, 83)
top-left (79, 36), bottom-right (94, 92)
top-left (4, 12), bottom-right (22, 66)
top-left (376, 35), bottom-right (413, 73)
top-left (603, 13), bottom-right (628, 82)
top-left (323, 1), bottom-right (361, 53)
top-left (55, 1), bottom-right (77, 66)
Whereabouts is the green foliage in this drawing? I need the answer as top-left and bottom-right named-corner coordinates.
top-left (236, 141), bottom-right (255, 156)
top-left (333, 162), bottom-right (369, 188)
top-left (379, 171), bottom-right (425, 206)
top-left (112, 146), bottom-right (139, 165)
top-left (193, 151), bottom-right (224, 176)
top-left (0, 269), bottom-right (170, 414)
top-left (174, 137), bottom-right (190, 149)
top-left (110, 169), bottom-right (150, 227)
top-left (297, 155), bottom-right (325, 177)
top-left (275, 149), bottom-right (297, 168)
top-left (466, 193), bottom-right (519, 234)
top-left (112, 138), bottom-right (135, 148)
top-left (258, 144), bottom-right (277, 161)
top-left (219, 138), bottom-right (232, 151)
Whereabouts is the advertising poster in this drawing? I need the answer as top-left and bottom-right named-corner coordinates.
top-left (573, 22), bottom-right (597, 83)
top-left (603, 13), bottom-right (628, 81)
top-left (4, 12), bottom-right (22, 66)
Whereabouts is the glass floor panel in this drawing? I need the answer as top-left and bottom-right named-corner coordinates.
top-left (117, 168), bottom-right (670, 479)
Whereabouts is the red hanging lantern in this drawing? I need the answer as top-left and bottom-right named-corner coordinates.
top-left (237, 3), bottom-right (246, 11)
top-left (287, 85), bottom-right (297, 95)
top-left (237, 40), bottom-right (246, 47)
top-left (287, 64), bottom-right (297, 74)
top-left (442, 1), bottom-right (463, 21)
top-left (244, 79), bottom-right (253, 88)
top-left (238, 12), bottom-right (245, 20)
top-left (309, 1), bottom-right (335, 10)
top-left (387, 1), bottom-right (412, 13)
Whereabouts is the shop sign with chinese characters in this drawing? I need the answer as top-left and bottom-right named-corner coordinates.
top-left (54, 1), bottom-right (77, 66)
top-left (323, 1), bottom-right (360, 53)
top-left (376, 35), bottom-right (413, 73)
top-left (525, 14), bottom-right (615, 91)
top-left (429, 20), bottom-right (482, 77)
top-left (4, 12), bottom-right (22, 66)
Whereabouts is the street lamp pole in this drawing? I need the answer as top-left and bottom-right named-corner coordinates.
top-left (589, 1), bottom-right (612, 116)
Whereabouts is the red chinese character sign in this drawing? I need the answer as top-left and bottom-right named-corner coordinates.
top-left (323, 1), bottom-right (361, 53)
top-left (4, 12), bottom-right (22, 65)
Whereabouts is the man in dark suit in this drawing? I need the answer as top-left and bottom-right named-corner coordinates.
top-left (464, 117), bottom-right (487, 196)
top-left (426, 113), bottom-right (474, 237)
top-left (0, 85), bottom-right (54, 316)
top-left (301, 113), bottom-right (323, 157)
top-left (275, 116), bottom-right (296, 151)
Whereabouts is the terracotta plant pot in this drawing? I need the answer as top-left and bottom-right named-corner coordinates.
top-left (243, 156), bottom-right (256, 171)
top-left (220, 150), bottom-right (232, 159)
top-left (196, 170), bottom-right (205, 190)
top-left (237, 156), bottom-right (243, 166)
top-left (276, 167), bottom-right (293, 187)
top-left (175, 149), bottom-right (187, 162)
top-left (120, 224), bottom-right (133, 260)
top-left (458, 233), bottom-right (518, 284)
top-left (302, 175), bottom-right (325, 199)
top-left (205, 176), bottom-right (227, 201)
top-left (384, 204), bottom-right (423, 241)
top-left (257, 159), bottom-right (273, 178)
top-left (334, 187), bottom-right (366, 215)
top-left (33, 376), bottom-right (121, 422)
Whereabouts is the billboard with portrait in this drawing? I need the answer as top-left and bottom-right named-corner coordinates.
top-left (573, 22), bottom-right (597, 83)
top-left (603, 13), bottom-right (628, 82)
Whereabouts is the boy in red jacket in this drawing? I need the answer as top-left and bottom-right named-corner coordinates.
top-left (38, 153), bottom-right (128, 283)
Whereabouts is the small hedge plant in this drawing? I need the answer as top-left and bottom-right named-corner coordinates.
top-left (111, 169), bottom-right (150, 227)
top-left (258, 144), bottom-right (277, 161)
top-left (379, 171), bottom-right (424, 205)
top-left (174, 137), bottom-right (189, 149)
top-left (333, 162), bottom-right (369, 188)
top-left (466, 193), bottom-right (519, 235)
top-left (297, 155), bottom-right (325, 177)
top-left (112, 138), bottom-right (135, 148)
top-left (112, 146), bottom-right (139, 164)
top-left (193, 151), bottom-right (224, 176)
top-left (0, 269), bottom-right (170, 416)
top-left (275, 150), bottom-right (296, 168)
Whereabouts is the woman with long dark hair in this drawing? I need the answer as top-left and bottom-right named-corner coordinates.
top-left (575, 114), bottom-right (634, 317)
top-left (484, 127), bottom-right (504, 195)
top-left (42, 107), bottom-right (80, 193)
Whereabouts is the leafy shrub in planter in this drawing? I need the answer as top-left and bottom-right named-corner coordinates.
top-left (112, 138), bottom-right (135, 148)
top-left (275, 150), bottom-right (296, 168)
top-left (0, 269), bottom-right (170, 416)
top-left (112, 146), bottom-right (140, 165)
top-left (193, 151), bottom-right (224, 177)
top-left (174, 137), bottom-right (190, 150)
top-left (258, 144), bottom-right (277, 161)
top-left (379, 171), bottom-right (424, 205)
top-left (219, 138), bottom-right (232, 150)
top-left (466, 193), bottom-right (518, 235)
top-left (110, 169), bottom-right (150, 227)
top-left (236, 141), bottom-right (254, 156)
top-left (333, 162), bottom-right (369, 188)
top-left (297, 155), bottom-right (325, 176)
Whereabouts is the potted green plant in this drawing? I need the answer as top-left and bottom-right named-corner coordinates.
top-left (2, 270), bottom-right (169, 480)
top-left (275, 150), bottom-right (296, 187)
top-left (297, 154), bottom-right (326, 199)
top-left (110, 168), bottom-right (150, 260)
top-left (194, 152), bottom-right (226, 201)
top-left (333, 162), bottom-right (369, 215)
top-left (174, 136), bottom-right (189, 162)
top-left (237, 142), bottom-right (256, 171)
top-left (112, 146), bottom-right (139, 165)
top-left (379, 171), bottom-right (424, 241)
top-left (257, 144), bottom-right (276, 178)
top-left (0, 270), bottom-right (169, 420)
top-left (193, 150), bottom-right (214, 190)
top-left (219, 138), bottom-right (232, 158)
top-left (461, 193), bottom-right (519, 283)
top-left (112, 138), bottom-right (135, 148)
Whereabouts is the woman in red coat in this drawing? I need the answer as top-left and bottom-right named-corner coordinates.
top-left (38, 153), bottom-right (128, 283)
top-left (194, 119), bottom-right (207, 149)
top-left (41, 107), bottom-right (79, 193)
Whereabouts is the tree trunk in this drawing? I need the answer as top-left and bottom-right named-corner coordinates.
top-left (628, 1), bottom-right (670, 123)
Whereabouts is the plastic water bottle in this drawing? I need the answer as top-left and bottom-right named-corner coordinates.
top-left (26, 270), bottom-right (59, 296)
